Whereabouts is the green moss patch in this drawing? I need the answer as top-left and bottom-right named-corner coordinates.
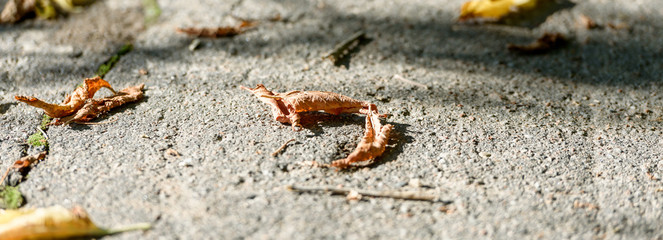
top-left (96, 43), bottom-right (134, 78)
top-left (27, 132), bottom-right (48, 147)
top-left (0, 186), bottom-right (24, 209)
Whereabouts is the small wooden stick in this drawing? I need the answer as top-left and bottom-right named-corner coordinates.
top-left (323, 31), bottom-right (365, 64)
top-left (286, 185), bottom-right (438, 202)
top-left (393, 75), bottom-right (429, 89)
top-left (272, 138), bottom-right (295, 157)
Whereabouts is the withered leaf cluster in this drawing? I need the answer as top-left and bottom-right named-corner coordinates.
top-left (242, 84), bottom-right (394, 169)
top-left (14, 77), bottom-right (144, 125)
top-left (176, 20), bottom-right (256, 38)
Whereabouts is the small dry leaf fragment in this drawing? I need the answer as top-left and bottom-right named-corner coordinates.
top-left (0, 0), bottom-right (36, 23)
top-left (607, 22), bottom-right (629, 30)
top-left (0, 205), bottom-right (151, 239)
top-left (331, 109), bottom-right (393, 169)
top-left (14, 77), bottom-right (115, 118)
top-left (573, 200), bottom-right (599, 210)
top-left (165, 148), bottom-right (180, 157)
top-left (241, 84), bottom-right (380, 131)
top-left (507, 32), bottom-right (566, 54)
top-left (176, 20), bottom-right (256, 38)
top-left (0, 151), bottom-right (47, 185)
top-left (13, 151), bottom-right (47, 170)
top-left (577, 14), bottom-right (597, 29)
top-left (57, 83), bottom-right (144, 124)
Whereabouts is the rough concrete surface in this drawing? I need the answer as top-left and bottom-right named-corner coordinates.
top-left (1, 0), bottom-right (662, 239)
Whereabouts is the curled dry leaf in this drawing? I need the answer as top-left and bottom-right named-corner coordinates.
top-left (14, 77), bottom-right (115, 118)
top-left (331, 108), bottom-right (393, 169)
top-left (241, 84), bottom-right (381, 131)
top-left (57, 83), bottom-right (145, 124)
top-left (0, 205), bottom-right (151, 239)
top-left (507, 32), bottom-right (566, 54)
top-left (0, 0), bottom-right (35, 23)
top-left (176, 20), bottom-right (256, 38)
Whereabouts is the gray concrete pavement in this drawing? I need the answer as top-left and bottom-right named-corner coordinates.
top-left (1, 0), bottom-right (662, 239)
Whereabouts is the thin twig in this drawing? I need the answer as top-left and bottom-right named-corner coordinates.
top-left (286, 185), bottom-right (438, 202)
top-left (37, 127), bottom-right (48, 140)
top-left (393, 75), bottom-right (429, 89)
top-left (271, 138), bottom-right (295, 157)
top-left (323, 31), bottom-right (365, 64)
top-left (0, 166), bottom-right (10, 186)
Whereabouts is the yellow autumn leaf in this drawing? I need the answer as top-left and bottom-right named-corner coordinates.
top-left (0, 205), bottom-right (150, 240)
top-left (460, 0), bottom-right (537, 21)
top-left (459, 0), bottom-right (574, 28)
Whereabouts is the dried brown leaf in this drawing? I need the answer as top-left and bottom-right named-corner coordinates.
top-left (0, 0), bottom-right (36, 23)
top-left (11, 151), bottom-right (47, 170)
top-left (507, 32), bottom-right (566, 54)
top-left (1, 151), bottom-right (47, 185)
top-left (176, 20), bottom-right (256, 38)
top-left (241, 84), bottom-right (379, 131)
top-left (58, 84), bottom-right (144, 124)
top-left (331, 109), bottom-right (393, 169)
top-left (14, 77), bottom-right (115, 118)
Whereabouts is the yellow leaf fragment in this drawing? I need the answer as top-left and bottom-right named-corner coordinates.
top-left (14, 77), bottom-right (115, 118)
top-left (0, 205), bottom-right (150, 240)
top-left (460, 0), bottom-right (537, 22)
top-left (459, 0), bottom-right (574, 27)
